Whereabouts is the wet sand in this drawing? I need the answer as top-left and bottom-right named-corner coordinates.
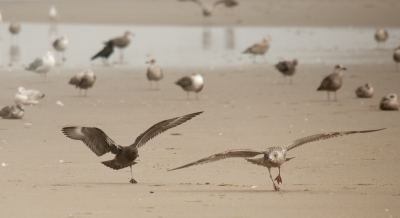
top-left (1, 0), bottom-right (400, 218)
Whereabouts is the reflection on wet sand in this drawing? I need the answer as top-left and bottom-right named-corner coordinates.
top-left (202, 27), bottom-right (212, 50)
top-left (9, 44), bottom-right (20, 67)
top-left (224, 27), bottom-right (235, 50)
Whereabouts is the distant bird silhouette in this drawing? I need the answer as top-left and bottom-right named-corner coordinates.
top-left (275, 59), bottom-right (298, 84)
top-left (15, 87), bottom-right (45, 105)
top-left (380, 94), bottom-right (399, 111)
top-left (317, 65), bottom-right (346, 101)
top-left (26, 51), bottom-right (55, 80)
top-left (9, 20), bottom-right (21, 35)
top-left (49, 5), bottom-right (59, 21)
top-left (178, 0), bottom-right (228, 17)
top-left (109, 31), bottom-right (133, 63)
top-left (175, 74), bottom-right (204, 100)
top-left (53, 35), bottom-right (68, 63)
top-left (243, 36), bottom-right (271, 63)
top-left (146, 59), bottom-right (163, 90)
top-left (169, 128), bottom-right (385, 191)
top-left (68, 70), bottom-right (96, 97)
top-left (355, 83), bottom-right (373, 98)
top-left (91, 41), bottom-right (114, 63)
top-left (61, 111), bottom-right (203, 184)
top-left (0, 104), bottom-right (24, 119)
top-left (375, 28), bottom-right (389, 49)
top-left (393, 46), bottom-right (400, 72)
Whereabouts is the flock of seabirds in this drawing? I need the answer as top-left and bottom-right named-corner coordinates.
top-left (0, 1), bottom-right (397, 191)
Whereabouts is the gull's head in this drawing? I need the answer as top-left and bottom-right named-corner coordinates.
top-left (264, 35), bottom-right (272, 42)
top-left (46, 51), bottom-right (54, 57)
top-left (146, 59), bottom-right (156, 64)
top-left (17, 87), bottom-right (26, 94)
top-left (293, 59), bottom-right (298, 65)
top-left (389, 93), bottom-right (398, 101)
top-left (365, 83), bottom-right (372, 89)
top-left (267, 150), bottom-right (284, 165)
top-left (16, 103), bottom-right (24, 110)
top-left (86, 70), bottom-right (95, 77)
top-left (334, 64), bottom-right (347, 72)
top-left (125, 31), bottom-right (134, 38)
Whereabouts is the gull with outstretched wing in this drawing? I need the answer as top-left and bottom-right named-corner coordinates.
top-left (170, 128), bottom-right (385, 191)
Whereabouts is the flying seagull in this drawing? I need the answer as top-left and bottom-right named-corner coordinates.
top-left (68, 70), bottom-right (96, 97)
top-left (91, 40), bottom-right (114, 64)
top-left (317, 65), bottom-right (346, 101)
top-left (61, 111), bottom-right (203, 184)
top-left (169, 128), bottom-right (385, 191)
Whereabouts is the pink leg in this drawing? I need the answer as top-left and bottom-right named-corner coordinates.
top-left (274, 167), bottom-right (282, 184)
top-left (268, 168), bottom-right (280, 191)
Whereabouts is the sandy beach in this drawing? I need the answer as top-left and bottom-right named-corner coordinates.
top-left (1, 1), bottom-right (400, 218)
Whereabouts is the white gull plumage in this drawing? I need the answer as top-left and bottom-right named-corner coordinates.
top-left (26, 51), bottom-right (55, 80)
top-left (15, 87), bottom-right (45, 105)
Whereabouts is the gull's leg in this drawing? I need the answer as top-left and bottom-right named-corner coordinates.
top-left (187, 92), bottom-right (189, 100)
top-left (84, 89), bottom-right (88, 97)
top-left (156, 81), bottom-right (159, 90)
top-left (129, 165), bottom-right (137, 184)
top-left (274, 167), bottom-right (282, 184)
top-left (79, 89), bottom-right (81, 96)
top-left (263, 54), bottom-right (267, 63)
top-left (120, 49), bottom-right (124, 64)
top-left (149, 81), bottom-right (152, 90)
top-left (253, 55), bottom-right (257, 64)
top-left (396, 63), bottom-right (398, 72)
top-left (334, 91), bottom-right (337, 101)
top-left (268, 168), bottom-right (280, 191)
top-left (196, 93), bottom-right (199, 100)
top-left (327, 92), bottom-right (330, 101)
top-left (290, 77), bottom-right (293, 85)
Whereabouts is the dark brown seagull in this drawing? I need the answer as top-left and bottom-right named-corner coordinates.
top-left (62, 111), bottom-right (203, 183)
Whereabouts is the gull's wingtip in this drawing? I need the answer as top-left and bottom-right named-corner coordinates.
top-left (360, 128), bottom-right (386, 133)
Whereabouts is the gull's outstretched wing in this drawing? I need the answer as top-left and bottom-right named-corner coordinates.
top-left (131, 111), bottom-right (203, 148)
top-left (285, 128), bottom-right (385, 151)
top-left (62, 127), bottom-right (122, 156)
top-left (169, 149), bottom-right (265, 171)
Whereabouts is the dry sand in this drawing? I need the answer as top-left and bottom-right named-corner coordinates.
top-left (1, 0), bottom-right (400, 218)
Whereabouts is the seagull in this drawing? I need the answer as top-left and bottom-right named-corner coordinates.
top-left (219, 0), bottom-right (238, 8)
top-left (170, 128), bottom-right (385, 191)
top-left (109, 31), bottom-right (133, 63)
top-left (9, 20), bottom-right (21, 35)
top-left (175, 74), bottom-right (204, 100)
top-left (380, 94), bottom-right (399, 111)
top-left (146, 59), bottom-right (163, 90)
top-left (15, 87), bottom-right (45, 105)
top-left (393, 46), bottom-right (400, 72)
top-left (61, 111), bottom-right (203, 184)
top-left (53, 35), bottom-right (68, 63)
top-left (0, 104), bottom-right (24, 119)
top-left (68, 70), bottom-right (96, 97)
top-left (317, 65), bottom-right (347, 101)
top-left (91, 40), bottom-right (114, 64)
top-left (178, 0), bottom-right (227, 17)
top-left (355, 83), bottom-right (373, 98)
top-left (243, 36), bottom-right (271, 63)
top-left (26, 51), bottom-right (55, 80)
top-left (375, 28), bottom-right (389, 49)
top-left (275, 59), bottom-right (298, 84)
top-left (49, 5), bottom-right (59, 21)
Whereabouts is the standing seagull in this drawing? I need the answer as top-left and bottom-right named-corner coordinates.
top-left (49, 5), bottom-right (59, 21)
top-left (53, 35), bottom-right (68, 63)
top-left (175, 74), bottom-right (204, 100)
top-left (393, 46), bottom-right (400, 72)
top-left (15, 87), bottom-right (45, 105)
top-left (0, 104), bottom-right (24, 119)
top-left (68, 70), bottom-right (96, 97)
top-left (355, 83), bottom-right (373, 98)
top-left (91, 41), bottom-right (114, 64)
top-left (26, 51), bottom-right (55, 81)
top-left (109, 31), bottom-right (133, 63)
top-left (146, 59), bottom-right (163, 90)
top-left (243, 36), bottom-right (271, 63)
top-left (380, 94), bottom-right (399, 111)
top-left (61, 111), bottom-right (203, 184)
top-left (317, 65), bottom-right (347, 101)
top-left (375, 28), bottom-right (389, 49)
top-left (170, 128), bottom-right (384, 191)
top-left (275, 59), bottom-right (298, 84)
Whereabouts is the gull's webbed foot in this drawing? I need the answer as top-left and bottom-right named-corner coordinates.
top-left (273, 183), bottom-right (280, 191)
top-left (129, 178), bottom-right (137, 184)
top-left (274, 175), bottom-right (282, 184)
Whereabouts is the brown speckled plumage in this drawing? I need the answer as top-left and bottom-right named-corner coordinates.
top-left (317, 64), bottom-right (346, 101)
top-left (61, 112), bottom-right (202, 184)
top-left (170, 128), bottom-right (385, 191)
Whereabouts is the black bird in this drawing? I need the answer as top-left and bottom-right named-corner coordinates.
top-left (91, 40), bottom-right (114, 62)
top-left (61, 111), bottom-right (203, 184)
